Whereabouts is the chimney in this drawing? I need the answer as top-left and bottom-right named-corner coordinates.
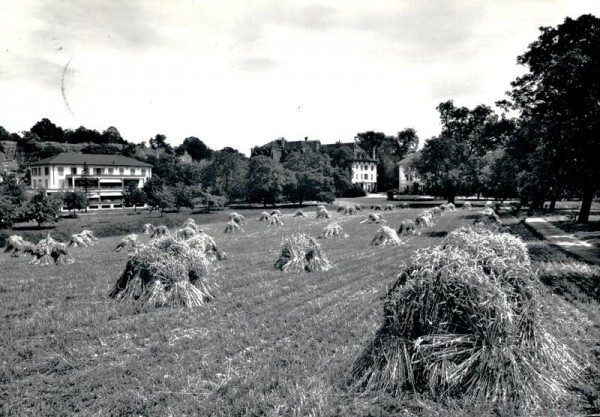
top-left (304, 136), bottom-right (308, 141)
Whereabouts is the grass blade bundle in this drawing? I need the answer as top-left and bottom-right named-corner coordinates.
top-left (109, 236), bottom-right (216, 307)
top-left (187, 232), bottom-right (227, 261)
top-left (274, 234), bottom-right (333, 273)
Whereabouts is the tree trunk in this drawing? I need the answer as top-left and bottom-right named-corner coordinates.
top-left (577, 186), bottom-right (595, 223)
top-left (549, 197), bottom-right (556, 211)
top-left (447, 193), bottom-right (456, 204)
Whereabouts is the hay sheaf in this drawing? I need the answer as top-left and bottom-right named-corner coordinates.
top-left (267, 214), bottom-right (284, 227)
top-left (259, 211), bottom-right (271, 222)
top-left (431, 206), bottom-right (442, 217)
top-left (29, 234), bottom-right (74, 266)
top-left (115, 234), bottom-right (138, 252)
top-left (384, 204), bottom-right (395, 211)
top-left (370, 226), bottom-right (402, 246)
top-left (224, 220), bottom-right (242, 233)
top-left (143, 223), bottom-right (170, 238)
top-left (274, 234), bottom-right (333, 273)
top-left (474, 208), bottom-right (501, 226)
top-left (270, 209), bottom-right (282, 216)
top-left (182, 218), bottom-right (202, 232)
top-left (462, 202), bottom-right (473, 210)
top-left (316, 206), bottom-right (330, 219)
top-left (415, 211), bottom-right (434, 227)
top-left (343, 205), bottom-right (357, 215)
top-left (229, 212), bottom-right (246, 225)
top-left (400, 202), bottom-right (410, 209)
top-left (187, 232), bottom-right (227, 261)
top-left (69, 230), bottom-right (96, 247)
top-left (293, 209), bottom-right (307, 218)
top-left (176, 226), bottom-right (197, 240)
top-left (319, 222), bottom-right (349, 239)
top-left (361, 213), bottom-right (386, 224)
top-left (350, 230), bottom-right (582, 412)
top-left (5, 235), bottom-right (36, 257)
top-left (398, 219), bottom-right (418, 236)
top-left (109, 236), bottom-right (216, 307)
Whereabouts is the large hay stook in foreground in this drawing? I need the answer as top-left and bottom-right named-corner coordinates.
top-left (109, 236), bottom-right (217, 307)
top-left (350, 227), bottom-right (582, 412)
top-left (275, 234), bottom-right (333, 273)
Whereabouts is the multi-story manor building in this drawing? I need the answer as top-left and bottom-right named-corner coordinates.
top-left (321, 142), bottom-right (378, 192)
top-left (252, 137), bottom-right (380, 193)
top-left (397, 151), bottom-right (421, 194)
top-left (29, 153), bottom-right (152, 210)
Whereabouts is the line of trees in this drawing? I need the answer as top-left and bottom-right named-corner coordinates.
top-left (413, 14), bottom-right (600, 223)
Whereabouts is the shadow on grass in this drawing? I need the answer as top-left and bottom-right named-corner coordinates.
top-left (425, 231), bottom-right (448, 238)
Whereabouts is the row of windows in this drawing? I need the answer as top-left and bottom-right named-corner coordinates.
top-left (31, 166), bottom-right (147, 176)
top-left (354, 164), bottom-right (375, 171)
top-left (354, 173), bottom-right (374, 181)
top-left (31, 179), bottom-right (49, 189)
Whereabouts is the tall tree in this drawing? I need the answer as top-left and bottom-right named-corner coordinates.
top-left (415, 101), bottom-right (511, 203)
top-left (149, 134), bottom-right (173, 154)
top-left (176, 137), bottom-right (212, 161)
top-left (122, 183), bottom-right (146, 211)
top-left (62, 190), bottom-right (88, 217)
top-left (507, 14), bottom-right (600, 222)
top-left (356, 131), bottom-right (386, 157)
top-left (202, 150), bottom-right (249, 203)
top-left (246, 156), bottom-right (294, 206)
top-left (282, 148), bottom-right (335, 204)
top-left (24, 189), bottom-right (63, 228)
top-left (30, 118), bottom-right (64, 143)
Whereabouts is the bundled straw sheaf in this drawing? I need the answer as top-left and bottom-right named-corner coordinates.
top-left (431, 206), bottom-right (442, 217)
top-left (343, 205), bottom-right (357, 215)
top-left (400, 202), bottom-right (410, 209)
top-left (462, 202), bottom-right (473, 210)
top-left (350, 228), bottom-right (582, 412)
top-left (143, 223), bottom-right (169, 238)
top-left (109, 236), bottom-right (216, 307)
top-left (474, 208), bottom-right (501, 226)
top-left (361, 213), bottom-right (386, 224)
top-left (259, 211), bottom-right (271, 222)
top-left (69, 230), bottom-right (97, 247)
top-left (293, 209), bottom-right (307, 218)
top-left (398, 219), bottom-right (418, 236)
top-left (270, 209), bottom-right (282, 216)
top-left (415, 211), bottom-right (434, 227)
top-left (274, 234), bottom-right (333, 273)
top-left (177, 226), bottom-right (197, 240)
top-left (29, 234), bottom-right (74, 266)
top-left (384, 204), bottom-right (395, 211)
top-left (4, 235), bottom-right (35, 257)
top-left (187, 232), bottom-right (227, 261)
top-left (370, 226), bottom-right (402, 246)
top-left (224, 220), bottom-right (242, 233)
top-left (316, 205), bottom-right (330, 219)
top-left (319, 222), bottom-right (349, 239)
top-left (267, 214), bottom-right (284, 227)
top-left (229, 212), bottom-right (246, 225)
top-left (115, 234), bottom-right (138, 252)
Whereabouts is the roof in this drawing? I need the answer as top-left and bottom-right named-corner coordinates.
top-left (397, 151), bottom-right (421, 166)
top-left (29, 153), bottom-right (152, 167)
top-left (321, 142), bottom-right (378, 162)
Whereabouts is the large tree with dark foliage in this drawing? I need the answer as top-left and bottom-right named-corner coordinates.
top-left (246, 156), bottom-right (295, 206)
top-left (507, 14), bottom-right (600, 222)
top-left (176, 137), bottom-right (212, 161)
top-left (30, 118), bottom-right (64, 143)
top-left (415, 101), bottom-right (512, 203)
top-left (202, 150), bottom-right (248, 203)
top-left (283, 148), bottom-right (335, 204)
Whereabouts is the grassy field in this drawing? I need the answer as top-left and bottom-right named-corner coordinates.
top-left (1, 204), bottom-right (599, 416)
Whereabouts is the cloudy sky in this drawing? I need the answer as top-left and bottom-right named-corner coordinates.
top-left (1, 1), bottom-right (599, 154)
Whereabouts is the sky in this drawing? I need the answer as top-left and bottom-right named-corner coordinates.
top-left (1, 1), bottom-right (600, 155)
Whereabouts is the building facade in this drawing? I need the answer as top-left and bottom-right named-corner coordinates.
top-left (29, 153), bottom-right (152, 210)
top-left (321, 142), bottom-right (378, 193)
top-left (397, 151), bottom-right (421, 194)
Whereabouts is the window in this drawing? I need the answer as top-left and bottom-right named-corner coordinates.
top-left (44, 167), bottom-right (49, 176)
top-left (119, 168), bottom-right (124, 174)
top-left (364, 173), bottom-right (368, 180)
top-left (96, 168), bottom-right (102, 175)
top-left (71, 167), bottom-right (76, 175)
top-left (108, 167), bottom-right (114, 174)
top-left (141, 168), bottom-right (146, 175)
top-left (58, 167), bottom-right (64, 175)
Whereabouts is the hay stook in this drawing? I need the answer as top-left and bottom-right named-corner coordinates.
top-left (224, 220), bottom-right (242, 233)
top-left (229, 212), bottom-right (246, 225)
top-left (370, 226), bottom-right (402, 246)
top-left (316, 206), bottom-right (331, 219)
top-left (319, 222), bottom-right (349, 239)
top-left (109, 236), bottom-right (217, 307)
top-left (115, 234), bottom-right (138, 252)
top-left (267, 214), bottom-right (284, 227)
top-left (397, 219), bottom-right (418, 235)
top-left (361, 213), bottom-right (386, 224)
top-left (4, 235), bottom-right (35, 257)
top-left (275, 234), bottom-right (333, 273)
top-left (29, 234), bottom-right (74, 266)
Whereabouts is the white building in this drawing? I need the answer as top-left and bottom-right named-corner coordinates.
top-left (350, 145), bottom-right (378, 192)
top-left (398, 151), bottom-right (421, 194)
top-left (29, 153), bottom-right (152, 210)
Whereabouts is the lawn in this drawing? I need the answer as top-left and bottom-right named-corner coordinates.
top-left (1, 205), bottom-right (599, 416)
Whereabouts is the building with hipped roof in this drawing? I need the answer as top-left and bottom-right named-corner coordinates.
top-left (28, 153), bottom-right (152, 210)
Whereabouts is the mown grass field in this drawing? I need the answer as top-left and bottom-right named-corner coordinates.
top-left (1, 204), bottom-right (599, 416)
